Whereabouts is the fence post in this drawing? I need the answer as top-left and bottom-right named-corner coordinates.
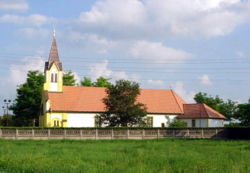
top-left (64, 129), bottom-right (66, 139)
top-left (95, 129), bottom-right (98, 140)
top-left (80, 129), bottom-right (83, 139)
top-left (157, 129), bottom-right (160, 139)
top-left (32, 129), bottom-right (35, 138)
top-left (0, 128), bottom-right (2, 138)
top-left (215, 129), bottom-right (218, 138)
top-left (127, 129), bottom-right (130, 139)
top-left (187, 129), bottom-right (190, 138)
top-left (111, 129), bottom-right (114, 139)
top-left (173, 129), bottom-right (175, 137)
top-left (201, 128), bottom-right (204, 138)
top-left (142, 129), bottom-right (145, 139)
top-left (48, 129), bottom-right (50, 139)
top-left (15, 129), bottom-right (18, 139)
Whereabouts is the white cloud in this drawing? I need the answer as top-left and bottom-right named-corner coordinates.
top-left (0, 56), bottom-right (44, 108)
top-left (0, 14), bottom-right (53, 26)
top-left (236, 51), bottom-right (245, 58)
top-left (67, 32), bottom-right (115, 54)
top-left (172, 81), bottom-right (195, 103)
top-left (18, 28), bottom-right (49, 39)
top-left (89, 60), bottom-right (133, 81)
top-left (147, 79), bottom-right (164, 87)
top-left (198, 74), bottom-right (213, 86)
top-left (77, 0), bottom-right (250, 39)
top-left (80, 0), bottom-right (146, 26)
top-left (130, 40), bottom-right (191, 63)
top-left (8, 56), bottom-right (44, 85)
top-left (0, 0), bottom-right (28, 11)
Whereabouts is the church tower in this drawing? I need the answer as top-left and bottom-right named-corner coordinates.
top-left (43, 30), bottom-right (63, 92)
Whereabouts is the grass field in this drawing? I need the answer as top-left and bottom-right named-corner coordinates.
top-left (0, 139), bottom-right (249, 173)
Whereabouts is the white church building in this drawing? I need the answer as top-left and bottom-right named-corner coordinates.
top-left (39, 34), bottom-right (226, 128)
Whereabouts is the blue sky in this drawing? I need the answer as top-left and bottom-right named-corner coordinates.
top-left (0, 0), bottom-right (250, 114)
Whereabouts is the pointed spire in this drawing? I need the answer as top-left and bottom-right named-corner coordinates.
top-left (45, 29), bottom-right (62, 71)
top-left (48, 37), bottom-right (59, 62)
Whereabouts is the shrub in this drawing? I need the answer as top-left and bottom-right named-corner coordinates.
top-left (168, 119), bottom-right (187, 128)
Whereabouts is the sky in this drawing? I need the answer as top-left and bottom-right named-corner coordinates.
top-left (0, 0), bottom-right (250, 114)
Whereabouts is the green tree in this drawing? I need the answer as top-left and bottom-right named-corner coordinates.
top-left (63, 71), bottom-right (76, 86)
top-left (81, 76), bottom-right (112, 87)
top-left (81, 77), bottom-right (93, 86)
top-left (94, 77), bottom-right (111, 87)
top-left (168, 119), bottom-right (187, 128)
top-left (194, 92), bottom-right (237, 119)
top-left (101, 80), bottom-right (147, 127)
top-left (0, 115), bottom-right (14, 126)
top-left (10, 71), bottom-right (45, 126)
top-left (235, 100), bottom-right (250, 126)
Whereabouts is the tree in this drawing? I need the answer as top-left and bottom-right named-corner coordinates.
top-left (101, 80), bottom-right (147, 127)
top-left (10, 71), bottom-right (45, 126)
top-left (63, 71), bottom-right (76, 86)
top-left (81, 77), bottom-right (93, 86)
top-left (80, 76), bottom-right (112, 87)
top-left (94, 77), bottom-right (112, 87)
top-left (194, 92), bottom-right (237, 119)
top-left (0, 115), bottom-right (14, 126)
top-left (168, 119), bottom-right (187, 128)
top-left (235, 100), bottom-right (250, 126)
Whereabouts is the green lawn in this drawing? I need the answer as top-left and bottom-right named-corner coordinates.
top-left (0, 139), bottom-right (249, 173)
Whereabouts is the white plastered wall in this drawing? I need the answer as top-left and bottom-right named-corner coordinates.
top-left (181, 119), bottom-right (208, 127)
top-left (67, 113), bottom-right (97, 127)
top-left (209, 119), bottom-right (224, 127)
top-left (146, 114), bottom-right (178, 127)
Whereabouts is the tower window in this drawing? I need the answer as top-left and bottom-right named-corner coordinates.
top-left (51, 73), bottom-right (54, 82)
top-left (51, 73), bottom-right (58, 83)
top-left (55, 73), bottom-right (58, 82)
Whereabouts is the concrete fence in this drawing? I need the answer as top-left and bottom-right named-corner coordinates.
top-left (0, 128), bottom-right (227, 140)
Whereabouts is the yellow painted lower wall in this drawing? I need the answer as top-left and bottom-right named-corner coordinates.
top-left (39, 112), bottom-right (68, 127)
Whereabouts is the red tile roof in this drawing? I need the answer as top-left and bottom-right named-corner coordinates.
top-left (47, 86), bottom-right (185, 114)
top-left (178, 104), bottom-right (226, 119)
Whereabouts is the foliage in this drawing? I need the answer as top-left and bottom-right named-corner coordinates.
top-left (194, 92), bottom-right (238, 119)
top-left (94, 77), bottom-right (112, 87)
top-left (10, 71), bottom-right (45, 126)
top-left (81, 76), bottom-right (112, 87)
top-left (101, 80), bottom-right (147, 127)
top-left (81, 77), bottom-right (93, 86)
top-left (235, 101), bottom-right (250, 126)
top-left (63, 71), bottom-right (76, 86)
top-left (0, 115), bottom-right (15, 126)
top-left (0, 139), bottom-right (250, 173)
top-left (168, 119), bottom-right (187, 128)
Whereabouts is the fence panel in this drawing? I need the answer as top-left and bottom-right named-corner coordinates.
top-left (0, 128), bottom-right (231, 140)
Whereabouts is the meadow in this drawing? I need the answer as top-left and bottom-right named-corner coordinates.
top-left (0, 139), bottom-right (249, 173)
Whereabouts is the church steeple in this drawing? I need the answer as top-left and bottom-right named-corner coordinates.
top-left (45, 31), bottom-right (62, 71)
top-left (44, 30), bottom-right (63, 92)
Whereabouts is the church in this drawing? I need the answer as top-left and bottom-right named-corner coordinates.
top-left (39, 34), bottom-right (226, 128)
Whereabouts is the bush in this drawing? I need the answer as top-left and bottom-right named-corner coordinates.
top-left (169, 119), bottom-right (187, 128)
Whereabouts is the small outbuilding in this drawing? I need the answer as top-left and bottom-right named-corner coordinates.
top-left (178, 103), bottom-right (227, 127)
